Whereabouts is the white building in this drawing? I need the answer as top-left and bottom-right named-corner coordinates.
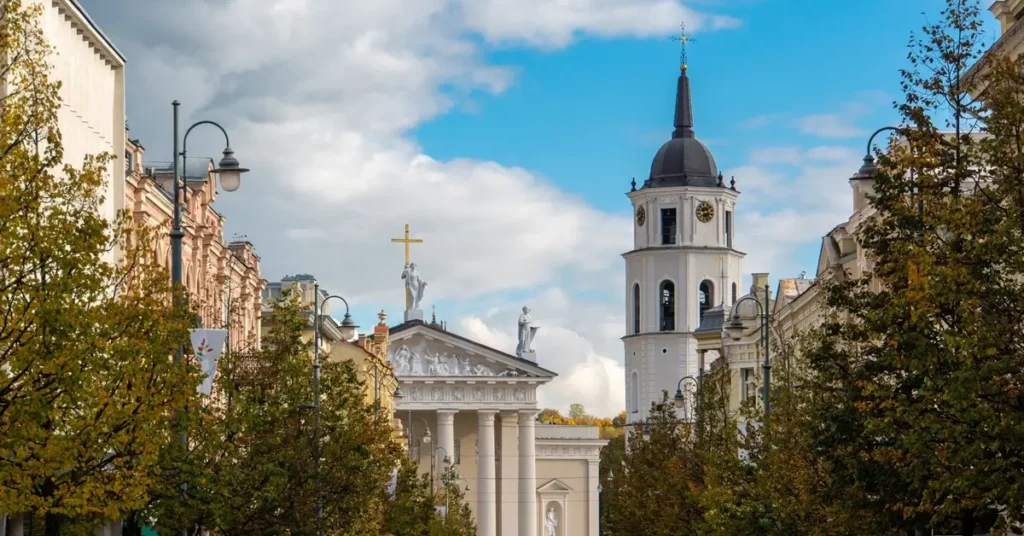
top-left (37, 0), bottom-right (126, 225)
top-left (390, 310), bottom-right (606, 536)
top-left (622, 62), bottom-right (744, 423)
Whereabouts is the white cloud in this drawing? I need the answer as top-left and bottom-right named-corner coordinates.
top-left (459, 288), bottom-right (626, 417)
top-left (794, 113), bottom-right (865, 139)
top-left (83, 0), bottom-right (746, 418)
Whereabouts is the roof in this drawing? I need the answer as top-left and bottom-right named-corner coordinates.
top-left (642, 66), bottom-right (729, 190)
top-left (778, 278), bottom-right (814, 299)
top-left (694, 304), bottom-right (731, 335)
top-left (390, 319), bottom-right (558, 377)
top-left (62, 0), bottom-right (126, 64)
top-left (147, 158), bottom-right (215, 181)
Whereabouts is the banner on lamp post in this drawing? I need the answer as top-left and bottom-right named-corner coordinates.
top-left (189, 329), bottom-right (228, 396)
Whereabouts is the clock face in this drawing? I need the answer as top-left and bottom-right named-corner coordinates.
top-left (696, 201), bottom-right (714, 223)
top-left (636, 206), bottom-right (646, 226)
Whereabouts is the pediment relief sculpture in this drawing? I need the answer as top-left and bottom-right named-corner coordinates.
top-left (389, 344), bottom-right (531, 378)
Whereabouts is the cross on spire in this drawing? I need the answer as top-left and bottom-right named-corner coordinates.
top-left (669, 22), bottom-right (696, 71)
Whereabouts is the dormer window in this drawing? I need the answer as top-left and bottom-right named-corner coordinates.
top-left (661, 208), bottom-right (677, 245)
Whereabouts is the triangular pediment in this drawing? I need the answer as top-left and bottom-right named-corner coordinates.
top-left (388, 321), bottom-right (556, 379)
top-left (537, 478), bottom-right (573, 493)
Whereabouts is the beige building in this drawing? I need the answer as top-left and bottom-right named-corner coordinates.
top-left (126, 137), bottom-right (266, 351)
top-left (36, 0), bottom-right (126, 226)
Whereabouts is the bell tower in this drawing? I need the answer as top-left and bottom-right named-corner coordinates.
top-left (622, 52), bottom-right (745, 424)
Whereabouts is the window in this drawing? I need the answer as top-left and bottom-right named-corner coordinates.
top-left (631, 371), bottom-right (640, 413)
top-left (699, 280), bottom-right (714, 322)
top-left (632, 284), bottom-right (641, 334)
top-left (742, 368), bottom-right (756, 402)
top-left (659, 280), bottom-right (675, 331)
top-left (661, 208), bottom-right (677, 245)
top-left (725, 210), bottom-right (733, 248)
top-left (732, 282), bottom-right (738, 304)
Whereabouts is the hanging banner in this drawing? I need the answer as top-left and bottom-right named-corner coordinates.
top-left (189, 329), bottom-right (228, 396)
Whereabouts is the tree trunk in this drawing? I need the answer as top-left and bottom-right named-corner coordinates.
top-left (43, 513), bottom-right (60, 536)
top-left (961, 509), bottom-right (976, 536)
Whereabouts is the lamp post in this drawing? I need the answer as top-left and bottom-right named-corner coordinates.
top-left (672, 376), bottom-right (700, 422)
top-left (308, 284), bottom-right (357, 536)
top-left (430, 446), bottom-right (452, 502)
top-left (169, 101), bottom-right (248, 536)
top-left (409, 415), bottom-right (432, 458)
top-left (725, 284), bottom-right (772, 416)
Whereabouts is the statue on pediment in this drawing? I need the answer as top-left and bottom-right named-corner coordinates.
top-left (402, 263), bottom-right (427, 312)
top-left (517, 306), bottom-right (539, 360)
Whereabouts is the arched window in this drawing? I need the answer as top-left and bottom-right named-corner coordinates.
top-left (631, 371), bottom-right (640, 412)
top-left (659, 280), bottom-right (675, 331)
top-left (633, 283), bottom-right (641, 334)
top-left (732, 282), bottom-right (738, 304)
top-left (699, 280), bottom-right (713, 323)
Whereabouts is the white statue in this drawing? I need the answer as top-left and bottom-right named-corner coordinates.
top-left (393, 345), bottom-right (412, 375)
top-left (425, 353), bottom-right (440, 375)
top-left (516, 306), bottom-right (540, 359)
top-left (402, 263), bottom-right (427, 311)
top-left (545, 506), bottom-right (558, 536)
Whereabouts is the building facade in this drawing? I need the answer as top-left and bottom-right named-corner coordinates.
top-left (126, 136), bottom-right (265, 351)
top-left (389, 317), bottom-right (605, 536)
top-left (36, 0), bottom-right (126, 227)
top-left (622, 62), bottom-right (744, 423)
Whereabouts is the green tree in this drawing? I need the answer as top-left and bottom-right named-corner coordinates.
top-left (147, 291), bottom-right (404, 535)
top-left (802, 0), bottom-right (1024, 533)
top-left (430, 466), bottom-right (475, 536)
top-left (568, 403), bottom-right (587, 421)
top-left (602, 393), bottom-right (703, 536)
top-left (0, 1), bottom-right (195, 532)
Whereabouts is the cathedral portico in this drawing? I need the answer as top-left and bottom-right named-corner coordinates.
top-left (388, 229), bottom-right (606, 536)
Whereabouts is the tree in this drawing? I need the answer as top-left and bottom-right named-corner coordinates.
top-left (802, 0), bottom-right (1024, 532)
top-left (537, 408), bottom-right (565, 425)
top-left (430, 466), bottom-right (475, 536)
top-left (602, 393), bottom-right (703, 536)
top-left (569, 403), bottom-right (586, 421)
top-left (146, 291), bottom-right (404, 535)
top-left (0, 1), bottom-right (195, 533)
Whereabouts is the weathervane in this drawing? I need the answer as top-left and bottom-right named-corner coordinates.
top-left (669, 22), bottom-right (696, 71)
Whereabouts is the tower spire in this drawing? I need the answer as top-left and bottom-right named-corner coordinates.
top-left (669, 22), bottom-right (695, 139)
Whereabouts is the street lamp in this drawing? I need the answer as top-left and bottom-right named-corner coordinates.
top-left (430, 446), bottom-right (452, 501)
top-left (308, 284), bottom-right (357, 536)
top-left (673, 376), bottom-right (699, 422)
top-left (854, 126), bottom-right (900, 179)
top-left (726, 284), bottom-right (772, 416)
top-left (169, 101), bottom-right (249, 536)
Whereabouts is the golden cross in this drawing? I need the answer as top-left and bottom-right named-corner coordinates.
top-left (391, 223), bottom-right (423, 266)
top-left (669, 21), bottom-right (696, 71)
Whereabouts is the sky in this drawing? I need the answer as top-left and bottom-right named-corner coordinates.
top-left (79, 0), bottom-right (1001, 418)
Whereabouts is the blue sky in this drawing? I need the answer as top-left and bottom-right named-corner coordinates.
top-left (88, 0), bottom-right (1003, 416)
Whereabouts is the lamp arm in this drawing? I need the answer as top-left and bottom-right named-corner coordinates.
top-left (865, 126), bottom-right (899, 157)
top-left (182, 120), bottom-right (231, 156)
top-left (318, 294), bottom-right (351, 319)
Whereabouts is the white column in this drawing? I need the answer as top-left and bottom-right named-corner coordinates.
top-left (437, 410), bottom-right (457, 466)
top-left (588, 459), bottom-right (600, 536)
top-left (499, 411), bottom-right (519, 536)
top-left (518, 409), bottom-right (538, 536)
top-left (477, 410), bottom-right (498, 536)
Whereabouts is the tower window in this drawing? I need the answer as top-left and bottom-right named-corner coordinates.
top-left (725, 210), bottom-right (733, 248)
top-left (659, 280), bottom-right (675, 331)
top-left (699, 280), bottom-right (714, 323)
top-left (631, 371), bottom-right (640, 413)
top-left (632, 283), bottom-right (641, 334)
top-left (732, 282), bottom-right (738, 304)
top-left (660, 208), bottom-right (677, 245)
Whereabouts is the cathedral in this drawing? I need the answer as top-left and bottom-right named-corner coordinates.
top-left (622, 59), bottom-right (743, 424)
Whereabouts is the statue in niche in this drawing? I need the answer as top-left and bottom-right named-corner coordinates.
top-left (517, 306), bottom-right (540, 359)
top-left (545, 507), bottom-right (558, 536)
top-left (402, 263), bottom-right (427, 311)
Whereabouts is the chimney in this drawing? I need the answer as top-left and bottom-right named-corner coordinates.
top-left (751, 273), bottom-right (772, 302)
